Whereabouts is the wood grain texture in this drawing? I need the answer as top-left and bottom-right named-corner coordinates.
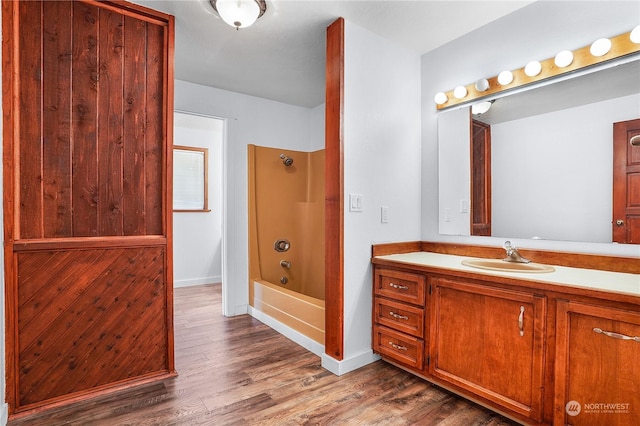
top-left (16, 247), bottom-right (170, 409)
top-left (324, 18), bottom-right (344, 361)
top-left (4, 0), bottom-right (175, 418)
top-left (13, 0), bottom-right (166, 240)
top-left (8, 284), bottom-right (518, 426)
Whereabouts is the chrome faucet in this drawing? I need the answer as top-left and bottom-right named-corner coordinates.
top-left (503, 241), bottom-right (531, 263)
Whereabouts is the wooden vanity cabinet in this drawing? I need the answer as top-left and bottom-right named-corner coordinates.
top-left (554, 301), bottom-right (640, 426)
top-left (373, 268), bottom-right (427, 371)
top-left (430, 277), bottom-right (546, 422)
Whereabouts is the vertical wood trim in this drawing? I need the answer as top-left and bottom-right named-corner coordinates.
top-left (3, 0), bottom-right (18, 412)
top-left (325, 18), bottom-right (344, 360)
top-left (164, 13), bottom-right (176, 374)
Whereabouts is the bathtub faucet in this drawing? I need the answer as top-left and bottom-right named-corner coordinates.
top-left (280, 260), bottom-right (291, 268)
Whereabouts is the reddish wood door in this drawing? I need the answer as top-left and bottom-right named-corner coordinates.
top-left (613, 118), bottom-right (640, 243)
top-left (471, 119), bottom-right (492, 236)
top-left (3, 0), bottom-right (175, 417)
top-left (554, 301), bottom-right (640, 425)
top-left (430, 278), bottom-right (546, 422)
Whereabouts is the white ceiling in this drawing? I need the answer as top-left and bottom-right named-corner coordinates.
top-left (132, 0), bottom-right (534, 108)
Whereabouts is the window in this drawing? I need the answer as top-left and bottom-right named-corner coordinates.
top-left (173, 146), bottom-right (209, 211)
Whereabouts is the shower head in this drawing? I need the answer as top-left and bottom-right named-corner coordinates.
top-left (280, 153), bottom-right (293, 166)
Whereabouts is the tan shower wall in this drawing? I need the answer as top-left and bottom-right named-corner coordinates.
top-left (248, 145), bottom-right (325, 301)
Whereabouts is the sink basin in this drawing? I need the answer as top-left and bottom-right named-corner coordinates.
top-left (462, 259), bottom-right (555, 273)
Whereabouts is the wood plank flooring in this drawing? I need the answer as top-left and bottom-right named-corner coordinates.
top-left (8, 284), bottom-right (519, 425)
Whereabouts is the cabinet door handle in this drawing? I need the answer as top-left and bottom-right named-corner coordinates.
top-left (593, 327), bottom-right (640, 342)
top-left (389, 282), bottom-right (409, 290)
top-left (389, 311), bottom-right (409, 320)
top-left (389, 341), bottom-right (407, 351)
top-left (518, 306), bottom-right (525, 336)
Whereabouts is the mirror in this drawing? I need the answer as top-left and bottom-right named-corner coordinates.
top-left (438, 58), bottom-right (640, 243)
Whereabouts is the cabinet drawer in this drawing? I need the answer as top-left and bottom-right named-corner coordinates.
top-left (373, 325), bottom-right (424, 370)
top-left (375, 297), bottom-right (425, 338)
top-left (374, 268), bottom-right (426, 305)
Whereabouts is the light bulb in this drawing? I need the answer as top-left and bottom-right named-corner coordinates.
top-left (453, 86), bottom-right (468, 99)
top-left (524, 61), bottom-right (542, 77)
top-left (497, 71), bottom-right (513, 86)
top-left (475, 79), bottom-right (489, 92)
top-left (554, 50), bottom-right (573, 68)
top-left (630, 25), bottom-right (640, 43)
top-left (590, 38), bottom-right (612, 57)
top-left (434, 92), bottom-right (448, 105)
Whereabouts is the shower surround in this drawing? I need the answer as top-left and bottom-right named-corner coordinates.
top-left (248, 145), bottom-right (325, 344)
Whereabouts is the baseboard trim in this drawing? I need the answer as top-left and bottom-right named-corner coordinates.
top-left (321, 350), bottom-right (380, 376)
top-left (173, 276), bottom-right (221, 288)
top-left (248, 306), bottom-right (324, 357)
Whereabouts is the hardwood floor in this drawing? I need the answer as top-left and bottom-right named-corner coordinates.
top-left (8, 284), bottom-right (518, 425)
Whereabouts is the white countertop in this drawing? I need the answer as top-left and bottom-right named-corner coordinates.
top-left (375, 251), bottom-right (640, 297)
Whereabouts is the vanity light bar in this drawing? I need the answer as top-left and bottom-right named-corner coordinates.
top-left (435, 26), bottom-right (640, 109)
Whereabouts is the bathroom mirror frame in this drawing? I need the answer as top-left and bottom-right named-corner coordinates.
top-left (437, 28), bottom-right (640, 244)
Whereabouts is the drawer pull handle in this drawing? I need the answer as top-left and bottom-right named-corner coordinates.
top-left (389, 341), bottom-right (407, 351)
top-left (389, 282), bottom-right (409, 290)
top-left (518, 306), bottom-right (525, 337)
top-left (389, 311), bottom-right (409, 320)
top-left (593, 327), bottom-right (640, 342)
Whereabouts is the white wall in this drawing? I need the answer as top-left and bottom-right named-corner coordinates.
top-left (421, 0), bottom-right (640, 256)
top-left (174, 80), bottom-right (323, 316)
top-left (492, 94), bottom-right (638, 242)
top-left (326, 20), bottom-right (422, 374)
top-left (173, 112), bottom-right (224, 287)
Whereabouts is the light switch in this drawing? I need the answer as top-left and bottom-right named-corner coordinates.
top-left (349, 193), bottom-right (363, 212)
top-left (460, 199), bottom-right (470, 213)
top-left (381, 206), bottom-right (389, 223)
top-left (444, 208), bottom-right (452, 222)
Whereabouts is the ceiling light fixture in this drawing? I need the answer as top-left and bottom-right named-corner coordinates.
top-left (210, 0), bottom-right (267, 30)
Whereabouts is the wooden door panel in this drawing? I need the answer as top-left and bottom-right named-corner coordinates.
top-left (431, 278), bottom-right (545, 420)
top-left (613, 118), bottom-right (640, 243)
top-left (3, 0), bottom-right (175, 417)
top-left (15, 1), bottom-right (165, 240)
top-left (17, 247), bottom-right (169, 407)
top-left (555, 301), bottom-right (640, 425)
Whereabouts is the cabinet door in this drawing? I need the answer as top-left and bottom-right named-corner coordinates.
top-left (430, 278), bottom-right (546, 421)
top-left (554, 301), bottom-right (640, 426)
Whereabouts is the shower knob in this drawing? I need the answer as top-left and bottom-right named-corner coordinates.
top-left (274, 239), bottom-right (290, 252)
